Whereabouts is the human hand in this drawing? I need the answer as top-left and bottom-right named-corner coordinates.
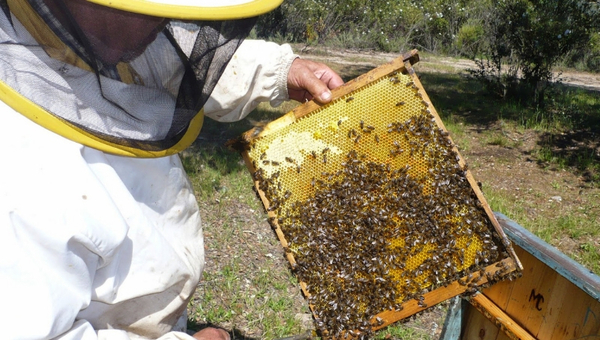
top-left (287, 58), bottom-right (344, 104)
top-left (192, 327), bottom-right (230, 340)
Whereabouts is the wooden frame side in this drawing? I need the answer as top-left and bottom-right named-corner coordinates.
top-left (241, 151), bottom-right (313, 300)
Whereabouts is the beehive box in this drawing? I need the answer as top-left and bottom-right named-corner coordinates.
top-left (233, 50), bottom-right (522, 338)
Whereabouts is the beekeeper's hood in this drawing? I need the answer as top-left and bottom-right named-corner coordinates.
top-left (0, 0), bottom-right (281, 156)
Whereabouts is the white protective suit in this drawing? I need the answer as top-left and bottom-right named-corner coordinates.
top-left (0, 6), bottom-right (296, 340)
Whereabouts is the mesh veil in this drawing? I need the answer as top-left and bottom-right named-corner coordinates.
top-left (0, 0), bottom-right (257, 153)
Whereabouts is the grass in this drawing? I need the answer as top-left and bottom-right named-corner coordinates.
top-left (578, 243), bottom-right (600, 275)
top-left (484, 187), bottom-right (600, 273)
top-left (183, 55), bottom-right (600, 339)
top-left (373, 325), bottom-right (432, 340)
top-left (371, 305), bottom-right (447, 340)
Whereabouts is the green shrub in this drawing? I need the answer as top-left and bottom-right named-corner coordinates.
top-left (469, 0), bottom-right (600, 106)
top-left (455, 19), bottom-right (485, 57)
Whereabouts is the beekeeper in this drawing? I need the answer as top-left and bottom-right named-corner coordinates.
top-left (0, 0), bottom-right (343, 339)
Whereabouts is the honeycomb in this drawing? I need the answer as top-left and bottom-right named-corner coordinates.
top-left (239, 53), bottom-right (518, 338)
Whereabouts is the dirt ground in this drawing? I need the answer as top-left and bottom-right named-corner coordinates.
top-left (194, 47), bottom-right (599, 339)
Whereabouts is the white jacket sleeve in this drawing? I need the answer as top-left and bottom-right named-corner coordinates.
top-left (203, 39), bottom-right (298, 122)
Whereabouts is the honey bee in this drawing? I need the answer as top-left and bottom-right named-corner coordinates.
top-left (346, 96), bottom-right (354, 102)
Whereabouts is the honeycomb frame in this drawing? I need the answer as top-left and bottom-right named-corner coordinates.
top-left (235, 50), bottom-right (522, 337)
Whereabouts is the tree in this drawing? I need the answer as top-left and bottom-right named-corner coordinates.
top-left (472, 0), bottom-right (600, 106)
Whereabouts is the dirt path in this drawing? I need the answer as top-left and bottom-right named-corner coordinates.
top-left (296, 47), bottom-right (600, 91)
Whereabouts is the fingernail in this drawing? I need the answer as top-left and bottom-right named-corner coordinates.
top-left (321, 91), bottom-right (331, 101)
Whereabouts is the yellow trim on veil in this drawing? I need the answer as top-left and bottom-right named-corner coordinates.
top-left (0, 79), bottom-right (204, 157)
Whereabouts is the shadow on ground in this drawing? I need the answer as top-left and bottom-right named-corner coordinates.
top-left (536, 130), bottom-right (600, 183)
top-left (418, 71), bottom-right (600, 185)
top-left (338, 65), bottom-right (374, 83)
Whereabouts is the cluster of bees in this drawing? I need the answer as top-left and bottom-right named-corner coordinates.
top-left (250, 111), bottom-right (511, 338)
top-left (244, 70), bottom-right (517, 338)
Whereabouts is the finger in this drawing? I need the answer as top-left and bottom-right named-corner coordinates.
top-left (301, 71), bottom-right (334, 103)
top-left (318, 68), bottom-right (344, 91)
top-left (192, 328), bottom-right (230, 340)
top-left (299, 64), bottom-right (344, 103)
top-left (288, 88), bottom-right (314, 103)
top-left (287, 59), bottom-right (345, 103)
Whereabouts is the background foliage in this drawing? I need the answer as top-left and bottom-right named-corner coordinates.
top-left (256, 0), bottom-right (599, 65)
top-left (469, 0), bottom-right (600, 105)
top-left (254, 0), bottom-right (599, 105)
top-left (256, 0), bottom-right (490, 54)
